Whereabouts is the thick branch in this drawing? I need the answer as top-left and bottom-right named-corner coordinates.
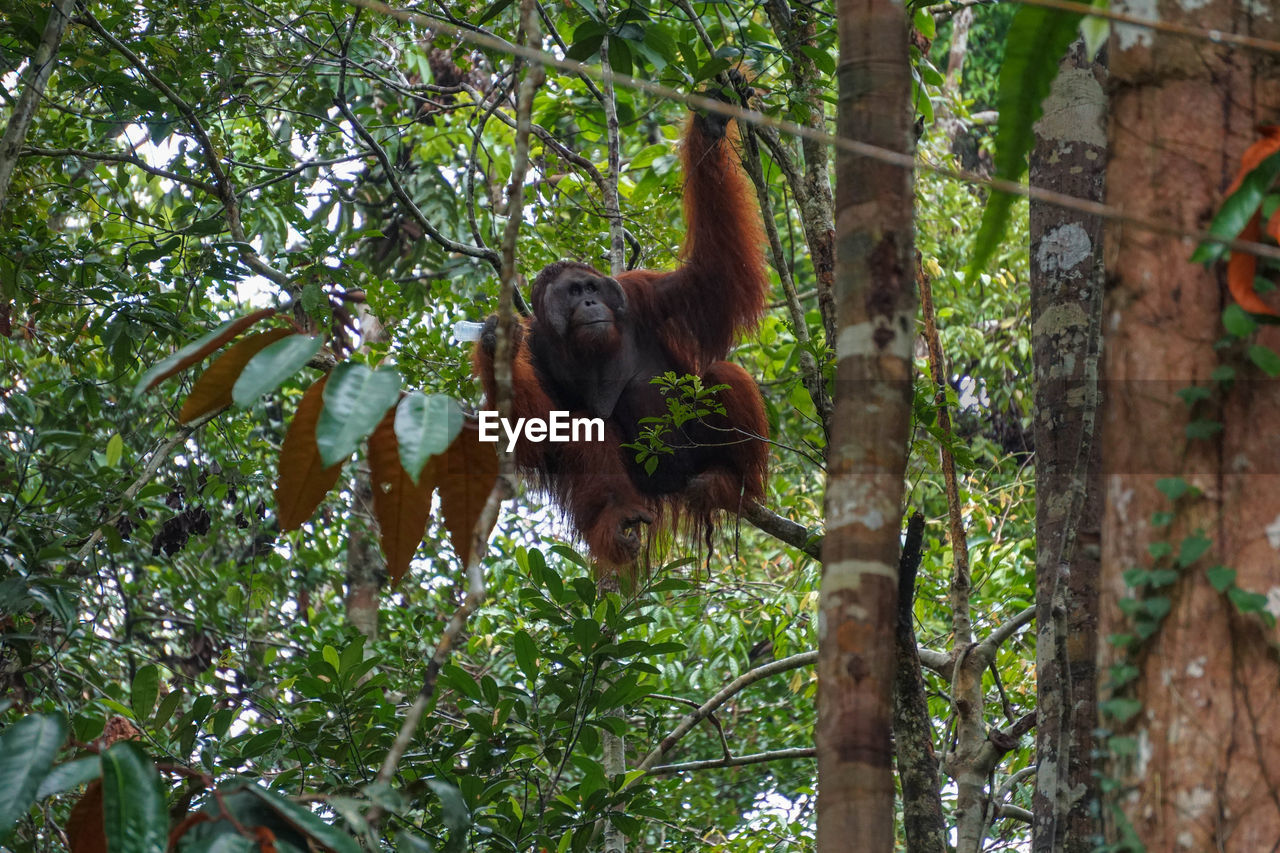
top-left (741, 501), bottom-right (821, 559)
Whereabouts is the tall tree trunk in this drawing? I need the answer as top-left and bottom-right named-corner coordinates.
top-left (1029, 40), bottom-right (1105, 853)
top-left (819, 0), bottom-right (915, 848)
top-left (1101, 2), bottom-right (1280, 849)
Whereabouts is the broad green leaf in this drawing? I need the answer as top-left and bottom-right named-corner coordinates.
top-left (513, 630), bottom-right (538, 679)
top-left (130, 664), bottom-right (159, 721)
top-left (1248, 344), bottom-right (1280, 376)
top-left (105, 434), bottom-right (123, 468)
top-left (241, 782), bottom-right (363, 853)
top-left (1223, 303), bottom-right (1258, 337)
top-left (394, 392), bottom-right (463, 484)
top-left (1207, 565), bottom-right (1236, 592)
top-left (0, 714), bottom-right (67, 843)
top-left (1177, 532), bottom-right (1213, 567)
top-left (425, 778), bottom-right (471, 836)
top-left (968, 5), bottom-right (1083, 286)
top-left (35, 757), bottom-right (100, 800)
top-left (315, 362), bottom-right (402, 467)
top-left (101, 742), bottom-right (166, 853)
top-left (231, 334), bottom-right (323, 407)
top-left (152, 689), bottom-right (183, 730)
top-left (322, 644), bottom-right (341, 674)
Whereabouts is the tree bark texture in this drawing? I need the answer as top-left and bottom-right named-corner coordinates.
top-left (820, 0), bottom-right (915, 849)
top-left (1102, 2), bottom-right (1280, 848)
top-left (1029, 40), bottom-right (1106, 853)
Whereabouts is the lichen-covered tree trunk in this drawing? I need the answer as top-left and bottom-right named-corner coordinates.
top-left (1029, 40), bottom-right (1105, 853)
top-left (819, 0), bottom-right (915, 848)
top-left (1101, 2), bottom-right (1280, 848)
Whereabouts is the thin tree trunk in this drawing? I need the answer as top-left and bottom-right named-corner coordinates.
top-left (0, 0), bottom-right (75, 219)
top-left (1101, 2), bottom-right (1280, 848)
top-left (893, 512), bottom-right (947, 853)
top-left (819, 0), bottom-right (915, 847)
top-left (1029, 39), bottom-right (1105, 853)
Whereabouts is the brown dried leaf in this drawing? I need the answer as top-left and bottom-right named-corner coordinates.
top-left (276, 377), bottom-right (345, 530)
top-left (65, 780), bottom-right (105, 853)
top-left (141, 308), bottom-right (277, 393)
top-left (368, 406), bottom-right (438, 585)
top-left (179, 328), bottom-right (293, 423)
top-left (436, 421), bottom-right (499, 565)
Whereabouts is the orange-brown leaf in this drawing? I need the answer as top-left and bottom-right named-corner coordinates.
top-left (253, 826), bottom-right (278, 853)
top-left (436, 421), bottom-right (499, 565)
top-left (368, 406), bottom-right (438, 585)
top-left (1226, 126), bottom-right (1280, 197)
top-left (142, 308), bottom-right (277, 393)
top-left (276, 377), bottom-right (346, 530)
top-left (1227, 215), bottom-right (1280, 316)
top-left (66, 780), bottom-right (106, 853)
top-left (179, 328), bottom-right (293, 423)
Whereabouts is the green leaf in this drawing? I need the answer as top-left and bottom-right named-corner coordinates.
top-left (323, 644), bottom-right (341, 674)
top-left (1185, 419), bottom-right (1223, 440)
top-left (238, 728), bottom-right (281, 759)
top-left (35, 757), bottom-right (100, 800)
top-left (0, 714), bottom-right (67, 842)
top-left (475, 0), bottom-right (513, 25)
top-left (1207, 565), bottom-right (1236, 592)
top-left (231, 334), bottom-right (322, 407)
top-left (967, 4), bottom-right (1083, 286)
top-left (1176, 531), bottom-right (1212, 567)
top-left (101, 742), bottom-right (167, 853)
top-left (315, 363), bottom-right (402, 467)
top-left (1222, 303), bottom-right (1258, 337)
top-left (241, 783), bottom-right (363, 853)
top-left (397, 832), bottom-right (438, 853)
top-left (1248, 344), bottom-right (1280, 376)
top-left (152, 689), bottom-right (183, 731)
top-left (513, 630), bottom-right (539, 679)
top-left (105, 433), bottom-right (124, 468)
top-left (395, 392), bottom-right (463, 483)
top-left (1155, 478), bottom-right (1189, 500)
top-left (1227, 586), bottom-right (1268, 613)
top-left (424, 778), bottom-right (471, 836)
top-left (131, 664), bottom-right (160, 721)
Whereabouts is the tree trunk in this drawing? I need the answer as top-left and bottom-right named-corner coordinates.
top-left (819, 0), bottom-right (915, 848)
top-left (1029, 39), bottom-right (1105, 853)
top-left (1101, 2), bottom-right (1280, 848)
